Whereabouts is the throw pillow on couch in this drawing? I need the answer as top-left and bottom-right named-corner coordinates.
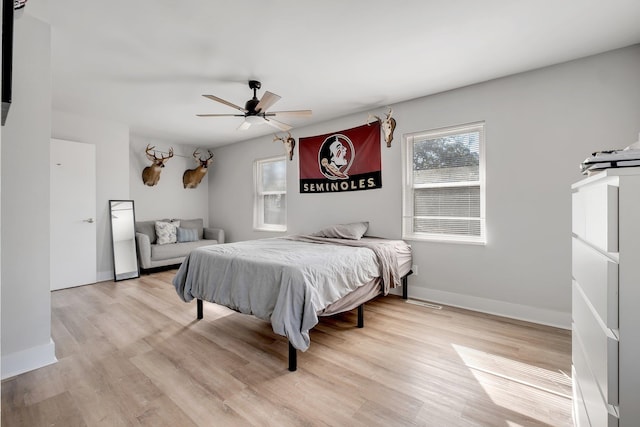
top-left (155, 220), bottom-right (180, 245)
top-left (176, 227), bottom-right (199, 242)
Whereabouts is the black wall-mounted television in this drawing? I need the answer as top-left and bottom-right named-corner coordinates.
top-left (2, 0), bottom-right (15, 126)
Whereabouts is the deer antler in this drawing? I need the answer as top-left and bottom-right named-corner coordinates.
top-left (193, 148), bottom-right (213, 162)
top-left (161, 147), bottom-right (174, 160)
top-left (146, 145), bottom-right (173, 161)
top-left (366, 113), bottom-right (381, 125)
top-left (145, 144), bottom-right (157, 161)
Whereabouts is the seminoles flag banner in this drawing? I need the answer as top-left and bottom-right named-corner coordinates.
top-left (299, 121), bottom-right (381, 193)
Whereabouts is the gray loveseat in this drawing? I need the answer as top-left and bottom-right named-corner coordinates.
top-left (135, 218), bottom-right (224, 271)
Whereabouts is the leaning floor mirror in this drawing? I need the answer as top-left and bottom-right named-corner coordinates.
top-left (109, 200), bottom-right (140, 281)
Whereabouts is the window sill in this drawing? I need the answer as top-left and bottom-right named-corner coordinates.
top-left (403, 233), bottom-right (486, 245)
top-left (254, 226), bottom-right (287, 233)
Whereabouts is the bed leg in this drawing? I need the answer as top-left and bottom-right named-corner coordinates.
top-left (357, 304), bottom-right (364, 328)
top-left (402, 275), bottom-right (408, 300)
top-left (288, 341), bottom-right (297, 372)
top-left (197, 299), bottom-right (203, 320)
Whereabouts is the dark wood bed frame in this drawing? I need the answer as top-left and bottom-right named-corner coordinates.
top-left (195, 272), bottom-right (411, 371)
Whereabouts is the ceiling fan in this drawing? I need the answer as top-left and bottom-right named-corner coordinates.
top-left (197, 80), bottom-right (312, 131)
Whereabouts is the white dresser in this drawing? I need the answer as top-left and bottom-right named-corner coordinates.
top-left (572, 168), bottom-right (640, 427)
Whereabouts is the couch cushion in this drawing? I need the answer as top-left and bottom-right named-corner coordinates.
top-left (177, 227), bottom-right (199, 243)
top-left (155, 220), bottom-right (180, 245)
top-left (150, 240), bottom-right (218, 261)
top-left (177, 218), bottom-right (204, 240)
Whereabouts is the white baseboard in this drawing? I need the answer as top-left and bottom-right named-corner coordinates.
top-left (1, 338), bottom-right (57, 380)
top-left (393, 286), bottom-right (571, 330)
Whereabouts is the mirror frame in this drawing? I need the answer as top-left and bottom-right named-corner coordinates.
top-left (109, 199), bottom-right (140, 281)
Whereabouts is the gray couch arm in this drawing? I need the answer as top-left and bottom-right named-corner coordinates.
top-left (204, 227), bottom-right (225, 243)
top-left (135, 232), bottom-right (152, 269)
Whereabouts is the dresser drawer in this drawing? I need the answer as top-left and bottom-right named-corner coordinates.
top-left (572, 184), bottom-right (618, 253)
top-left (573, 367), bottom-right (592, 427)
top-left (573, 331), bottom-right (619, 427)
top-left (573, 282), bottom-right (619, 405)
top-left (572, 237), bottom-right (619, 329)
top-left (572, 190), bottom-right (586, 239)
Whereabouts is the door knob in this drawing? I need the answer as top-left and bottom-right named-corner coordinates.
top-left (84, 218), bottom-right (95, 223)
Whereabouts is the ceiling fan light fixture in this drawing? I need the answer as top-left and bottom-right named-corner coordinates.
top-left (245, 115), bottom-right (264, 125)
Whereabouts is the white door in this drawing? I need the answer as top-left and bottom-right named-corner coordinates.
top-left (50, 139), bottom-right (97, 290)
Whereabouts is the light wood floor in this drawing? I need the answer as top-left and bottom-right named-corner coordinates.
top-left (2, 270), bottom-right (573, 426)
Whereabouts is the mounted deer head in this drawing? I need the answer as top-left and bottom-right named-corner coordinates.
top-left (367, 107), bottom-right (397, 147)
top-left (273, 132), bottom-right (296, 161)
top-left (183, 149), bottom-right (214, 189)
top-left (142, 145), bottom-right (173, 186)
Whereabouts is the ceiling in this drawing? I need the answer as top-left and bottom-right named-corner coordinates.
top-left (40, 0), bottom-right (640, 147)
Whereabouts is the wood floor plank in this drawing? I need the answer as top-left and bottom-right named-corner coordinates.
top-left (223, 387), bottom-right (313, 427)
top-left (252, 372), bottom-right (370, 426)
top-left (301, 351), bottom-right (424, 423)
top-left (130, 349), bottom-right (251, 426)
top-left (1, 391), bottom-right (87, 427)
top-left (1, 271), bottom-right (573, 426)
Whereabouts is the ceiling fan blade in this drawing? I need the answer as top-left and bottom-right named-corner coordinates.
top-left (255, 91), bottom-right (281, 113)
top-left (196, 113), bottom-right (245, 117)
top-left (267, 110), bottom-right (312, 117)
top-left (264, 117), bottom-right (292, 132)
top-left (237, 120), bottom-right (252, 131)
top-left (202, 94), bottom-right (247, 113)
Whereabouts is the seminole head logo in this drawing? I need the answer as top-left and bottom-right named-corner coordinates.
top-left (318, 134), bottom-right (355, 180)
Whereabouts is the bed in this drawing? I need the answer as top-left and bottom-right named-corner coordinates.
top-left (172, 229), bottom-right (412, 371)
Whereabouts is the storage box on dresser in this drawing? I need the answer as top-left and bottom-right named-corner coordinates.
top-left (571, 168), bottom-right (640, 427)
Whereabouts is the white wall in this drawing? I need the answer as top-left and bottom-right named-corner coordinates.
top-left (52, 111), bottom-right (130, 281)
top-left (130, 136), bottom-right (209, 224)
top-left (210, 45), bottom-right (640, 328)
top-left (1, 11), bottom-right (56, 378)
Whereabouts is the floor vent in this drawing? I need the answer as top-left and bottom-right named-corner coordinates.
top-left (405, 299), bottom-right (442, 310)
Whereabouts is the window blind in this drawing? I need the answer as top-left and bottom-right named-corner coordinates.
top-left (404, 122), bottom-right (485, 243)
top-left (254, 156), bottom-right (287, 231)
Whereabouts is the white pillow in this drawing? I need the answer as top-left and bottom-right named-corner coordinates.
top-left (155, 220), bottom-right (180, 245)
top-left (311, 221), bottom-right (369, 240)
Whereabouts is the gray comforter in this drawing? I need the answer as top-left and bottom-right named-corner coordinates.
top-left (172, 236), bottom-right (400, 351)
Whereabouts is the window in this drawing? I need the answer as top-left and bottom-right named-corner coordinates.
top-left (403, 122), bottom-right (486, 244)
top-left (254, 156), bottom-right (287, 232)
